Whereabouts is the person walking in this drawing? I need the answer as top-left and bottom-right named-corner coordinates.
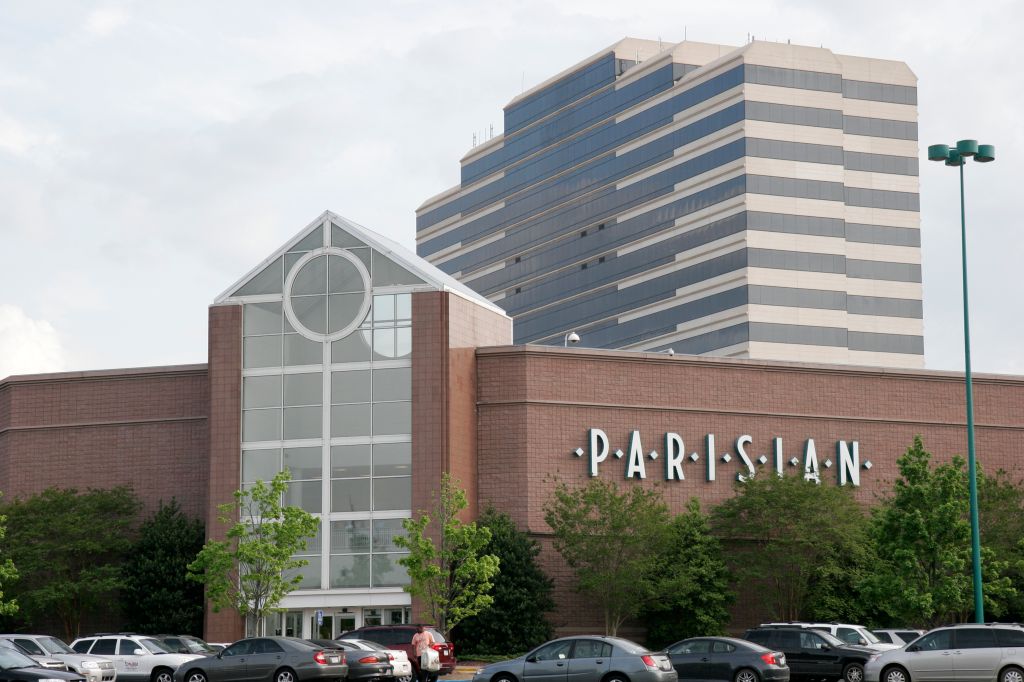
top-left (411, 625), bottom-right (437, 682)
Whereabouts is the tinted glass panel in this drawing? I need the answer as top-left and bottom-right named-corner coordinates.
top-left (283, 406), bottom-right (321, 440)
top-left (373, 368), bottom-right (411, 402)
top-left (243, 449), bottom-right (280, 483)
top-left (917, 630), bottom-right (953, 651)
top-left (373, 442), bottom-right (411, 477)
top-left (372, 402), bottom-right (411, 435)
top-left (372, 519), bottom-right (406, 552)
top-left (245, 302), bottom-right (283, 336)
top-left (244, 336), bottom-right (282, 368)
top-left (284, 333), bottom-right (322, 366)
top-left (244, 375), bottom-right (282, 409)
top-left (330, 554), bottom-right (370, 588)
top-left (284, 447), bottom-right (321, 480)
top-left (332, 331), bottom-right (372, 363)
top-left (711, 641), bottom-right (735, 653)
top-left (92, 639), bottom-right (117, 655)
top-left (332, 370), bottom-right (371, 404)
top-left (332, 478), bottom-right (371, 512)
top-left (332, 444), bottom-right (371, 478)
top-left (372, 553), bottom-right (410, 587)
top-left (331, 404), bottom-right (371, 437)
top-left (956, 629), bottom-right (996, 649)
top-left (995, 629), bottom-right (1024, 647)
top-left (373, 477), bottom-right (411, 511)
top-left (331, 520), bottom-right (371, 553)
top-left (284, 373), bottom-right (322, 406)
top-left (285, 480), bottom-right (321, 513)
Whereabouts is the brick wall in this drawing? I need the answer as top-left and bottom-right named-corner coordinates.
top-left (475, 345), bottom-right (1024, 634)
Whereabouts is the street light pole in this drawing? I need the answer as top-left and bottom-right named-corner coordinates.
top-left (928, 139), bottom-right (995, 624)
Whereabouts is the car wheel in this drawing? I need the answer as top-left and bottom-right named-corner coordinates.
top-left (882, 665), bottom-right (909, 682)
top-left (397, 676), bottom-right (413, 682)
top-left (152, 668), bottom-right (174, 682)
top-left (843, 663), bottom-right (865, 682)
top-left (735, 668), bottom-right (759, 682)
top-left (185, 670), bottom-right (208, 682)
top-left (1000, 666), bottom-right (1024, 682)
top-left (275, 668), bottom-right (297, 682)
top-left (492, 674), bottom-right (517, 682)
top-left (603, 674), bottom-right (631, 682)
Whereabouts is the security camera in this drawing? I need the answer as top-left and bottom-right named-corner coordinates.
top-left (565, 331), bottom-right (581, 346)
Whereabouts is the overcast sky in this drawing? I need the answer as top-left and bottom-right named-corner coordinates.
top-left (1, 0), bottom-right (1021, 380)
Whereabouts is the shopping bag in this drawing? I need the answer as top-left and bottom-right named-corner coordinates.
top-left (421, 649), bottom-right (441, 672)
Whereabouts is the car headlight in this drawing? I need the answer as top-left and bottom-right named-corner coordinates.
top-left (81, 661), bottom-right (101, 670)
top-left (40, 678), bottom-right (69, 682)
top-left (868, 655), bottom-right (880, 663)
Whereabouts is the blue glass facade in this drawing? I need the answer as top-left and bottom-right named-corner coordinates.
top-left (417, 39), bottom-right (923, 365)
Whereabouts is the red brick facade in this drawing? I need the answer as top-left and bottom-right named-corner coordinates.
top-left (474, 345), bottom-right (1024, 633)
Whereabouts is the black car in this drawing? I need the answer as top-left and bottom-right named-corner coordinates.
top-left (744, 628), bottom-right (872, 682)
top-left (668, 637), bottom-right (789, 682)
top-left (310, 639), bottom-right (391, 682)
top-left (0, 648), bottom-right (85, 682)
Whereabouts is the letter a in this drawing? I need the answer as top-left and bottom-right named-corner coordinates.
top-left (626, 430), bottom-right (646, 480)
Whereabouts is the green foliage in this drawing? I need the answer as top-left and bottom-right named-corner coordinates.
top-left (3, 487), bottom-right (140, 639)
top-left (188, 469), bottom-right (319, 634)
top-left (641, 499), bottom-right (733, 649)
top-left (978, 469), bottom-right (1024, 620)
top-left (543, 479), bottom-right (670, 636)
top-left (395, 473), bottom-right (500, 639)
top-left (0, 496), bottom-right (17, 618)
top-left (452, 507), bottom-right (553, 654)
top-left (711, 472), bottom-right (871, 622)
top-left (864, 437), bottom-right (1015, 627)
top-left (121, 499), bottom-right (205, 634)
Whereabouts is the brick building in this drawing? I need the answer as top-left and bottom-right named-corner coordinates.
top-left (2, 211), bottom-right (1022, 641)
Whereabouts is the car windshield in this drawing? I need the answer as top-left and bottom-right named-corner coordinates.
top-left (860, 629), bottom-right (881, 644)
top-left (179, 640), bottom-right (213, 654)
top-left (140, 639), bottom-right (174, 654)
top-left (812, 631), bottom-right (845, 647)
top-left (0, 648), bottom-right (39, 669)
top-left (355, 640), bottom-right (388, 652)
top-left (39, 638), bottom-right (75, 655)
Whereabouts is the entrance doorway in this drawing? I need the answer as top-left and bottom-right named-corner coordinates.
top-left (314, 614), bottom-right (333, 639)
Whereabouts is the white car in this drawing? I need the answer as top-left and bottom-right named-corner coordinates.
top-left (761, 622), bottom-right (899, 651)
top-left (70, 635), bottom-right (203, 682)
top-left (865, 624), bottom-right (1024, 682)
top-left (345, 638), bottom-right (414, 682)
top-left (0, 635), bottom-right (117, 682)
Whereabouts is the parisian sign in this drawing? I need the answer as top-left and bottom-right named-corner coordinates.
top-left (574, 429), bottom-right (874, 486)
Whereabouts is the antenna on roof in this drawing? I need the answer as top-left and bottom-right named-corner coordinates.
top-left (472, 133), bottom-right (477, 147)
top-left (489, 123), bottom-right (494, 140)
top-left (521, 71), bottom-right (525, 93)
top-left (684, 26), bottom-right (687, 40)
top-left (658, 36), bottom-right (662, 50)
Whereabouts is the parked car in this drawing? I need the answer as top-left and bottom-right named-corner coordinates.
top-left (667, 637), bottom-right (789, 682)
top-left (153, 636), bottom-right (218, 656)
top-left (339, 626), bottom-right (455, 676)
top-left (174, 637), bottom-right (348, 682)
top-left (870, 632), bottom-right (924, 648)
top-left (70, 635), bottom-right (204, 682)
top-left (865, 623), bottom-right (1024, 682)
top-left (0, 634), bottom-right (117, 682)
top-left (759, 624), bottom-right (897, 651)
top-left (0, 647), bottom-right (86, 682)
top-left (744, 626), bottom-right (874, 682)
top-left (0, 638), bottom-right (69, 672)
top-left (471, 635), bottom-right (676, 682)
top-left (330, 640), bottom-right (410, 682)
top-left (311, 639), bottom-right (391, 682)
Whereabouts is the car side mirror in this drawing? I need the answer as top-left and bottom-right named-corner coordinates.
top-left (818, 645), bottom-right (829, 651)
top-left (526, 656), bottom-right (537, 664)
top-left (179, 648), bottom-right (189, 654)
top-left (907, 645), bottom-right (919, 653)
top-left (858, 639), bottom-right (866, 646)
top-left (133, 649), bottom-right (146, 656)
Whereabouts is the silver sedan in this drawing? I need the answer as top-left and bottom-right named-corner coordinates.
top-left (472, 636), bottom-right (677, 682)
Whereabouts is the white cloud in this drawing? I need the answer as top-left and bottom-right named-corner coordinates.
top-left (0, 305), bottom-right (66, 380)
top-left (83, 6), bottom-right (130, 37)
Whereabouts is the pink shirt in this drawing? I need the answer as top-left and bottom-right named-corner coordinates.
top-left (412, 630), bottom-right (435, 656)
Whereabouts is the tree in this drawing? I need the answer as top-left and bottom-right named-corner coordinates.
top-left (451, 507), bottom-right (554, 654)
top-left (543, 479), bottom-right (671, 636)
top-left (0, 496), bottom-right (17, 618)
top-left (121, 499), bottom-right (205, 634)
top-left (188, 469), bottom-right (319, 635)
top-left (864, 437), bottom-right (1015, 627)
top-left (641, 499), bottom-right (733, 649)
top-left (395, 473), bottom-right (499, 638)
top-left (711, 473), bottom-right (871, 622)
top-left (978, 469), bottom-right (1024, 620)
top-left (3, 487), bottom-right (140, 639)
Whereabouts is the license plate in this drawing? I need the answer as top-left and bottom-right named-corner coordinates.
top-left (328, 656), bottom-right (340, 664)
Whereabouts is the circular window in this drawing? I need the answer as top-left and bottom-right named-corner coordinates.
top-left (283, 248), bottom-right (370, 342)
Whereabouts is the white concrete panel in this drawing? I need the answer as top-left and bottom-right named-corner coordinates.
top-left (743, 83), bottom-right (844, 109)
top-left (460, 260), bottom-right (506, 283)
top-left (746, 230), bottom-right (847, 255)
top-left (847, 349), bottom-right (925, 369)
top-left (844, 170), bottom-right (919, 193)
top-left (418, 201), bottom-right (506, 244)
top-left (836, 53), bottom-right (917, 87)
top-left (748, 304), bottom-right (848, 328)
top-left (844, 206), bottom-right (921, 229)
top-left (745, 193), bottom-right (847, 219)
top-left (843, 135), bottom-right (918, 156)
top-left (845, 242), bottom-right (921, 264)
top-left (744, 119), bottom-right (845, 146)
top-left (618, 198), bottom-right (745, 255)
top-left (746, 341), bottom-right (852, 364)
top-left (617, 129), bottom-right (743, 188)
top-left (844, 278), bottom-right (922, 298)
top-left (746, 156), bottom-right (845, 182)
top-left (432, 229), bottom-right (505, 266)
top-left (842, 99), bottom-right (917, 122)
top-left (747, 267), bottom-right (848, 291)
top-left (619, 271), bottom-right (747, 322)
top-left (618, 236), bottom-right (745, 289)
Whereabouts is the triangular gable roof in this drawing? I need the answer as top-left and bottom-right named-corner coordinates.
top-left (215, 210), bottom-right (508, 317)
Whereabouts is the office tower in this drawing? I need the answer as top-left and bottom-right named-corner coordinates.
top-left (416, 38), bottom-right (922, 367)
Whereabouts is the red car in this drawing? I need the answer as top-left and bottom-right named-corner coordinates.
top-left (339, 626), bottom-right (456, 677)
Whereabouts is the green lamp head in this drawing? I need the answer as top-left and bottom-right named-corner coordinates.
top-left (975, 144), bottom-right (995, 163)
top-left (928, 144), bottom-right (951, 162)
top-left (957, 139), bottom-right (979, 157)
top-left (945, 149), bottom-right (965, 167)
